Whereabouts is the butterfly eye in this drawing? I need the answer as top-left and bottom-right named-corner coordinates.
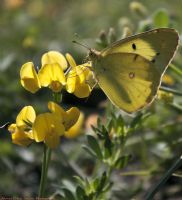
top-left (89, 52), bottom-right (93, 57)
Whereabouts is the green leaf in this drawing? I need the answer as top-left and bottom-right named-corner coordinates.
top-left (115, 115), bottom-right (125, 136)
top-left (104, 136), bottom-right (113, 158)
top-left (160, 86), bottom-right (182, 96)
top-left (74, 176), bottom-right (85, 188)
top-left (130, 112), bottom-right (151, 129)
top-left (91, 125), bottom-right (99, 133)
top-left (76, 186), bottom-right (86, 200)
top-left (130, 113), bottom-right (143, 128)
top-left (114, 155), bottom-right (132, 169)
top-left (97, 172), bottom-right (107, 193)
top-left (97, 117), bottom-right (102, 128)
top-left (82, 145), bottom-right (97, 158)
top-left (62, 188), bottom-right (75, 200)
top-left (102, 181), bottom-right (114, 193)
top-left (170, 64), bottom-right (182, 77)
top-left (153, 9), bottom-right (169, 28)
top-left (106, 119), bottom-right (113, 133)
top-left (145, 155), bottom-right (182, 200)
top-left (93, 177), bottom-right (100, 190)
top-left (87, 135), bottom-right (103, 159)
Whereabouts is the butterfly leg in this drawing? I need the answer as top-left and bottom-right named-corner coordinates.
top-left (85, 71), bottom-right (98, 91)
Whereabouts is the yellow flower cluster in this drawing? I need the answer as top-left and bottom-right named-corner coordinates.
top-left (20, 51), bottom-right (93, 98)
top-left (8, 102), bottom-right (82, 148)
top-left (8, 51), bottom-right (91, 148)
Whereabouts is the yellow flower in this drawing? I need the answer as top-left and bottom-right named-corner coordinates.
top-left (16, 105), bottom-right (36, 129)
top-left (65, 112), bottom-right (84, 139)
top-left (162, 74), bottom-right (175, 86)
top-left (32, 102), bottom-right (80, 148)
top-left (38, 63), bottom-right (66, 92)
top-left (21, 51), bottom-right (67, 93)
top-left (32, 113), bottom-right (65, 148)
top-left (20, 62), bottom-right (41, 93)
top-left (8, 106), bottom-right (36, 146)
top-left (157, 90), bottom-right (173, 103)
top-left (41, 51), bottom-right (68, 71)
top-left (8, 124), bottom-right (33, 146)
top-left (66, 53), bottom-right (92, 98)
top-left (48, 101), bottom-right (80, 130)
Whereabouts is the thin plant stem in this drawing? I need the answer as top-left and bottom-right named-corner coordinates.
top-left (38, 146), bottom-right (52, 197)
top-left (160, 86), bottom-right (182, 96)
top-left (45, 148), bottom-right (52, 173)
top-left (43, 148), bottom-right (52, 194)
top-left (170, 64), bottom-right (182, 77)
top-left (169, 102), bottom-right (182, 112)
top-left (145, 155), bottom-right (182, 200)
top-left (38, 144), bottom-right (47, 197)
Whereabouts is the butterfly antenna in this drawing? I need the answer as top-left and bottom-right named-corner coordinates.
top-left (72, 40), bottom-right (91, 50)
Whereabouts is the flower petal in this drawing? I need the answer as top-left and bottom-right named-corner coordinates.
top-left (66, 53), bottom-right (77, 68)
top-left (76, 65), bottom-right (85, 83)
top-left (64, 107), bottom-right (80, 130)
top-left (20, 62), bottom-right (41, 93)
top-left (16, 106), bottom-right (36, 129)
top-left (44, 129), bottom-right (60, 149)
top-left (9, 124), bottom-right (33, 146)
top-left (65, 112), bottom-right (84, 139)
top-left (33, 113), bottom-right (49, 142)
top-left (33, 113), bottom-right (65, 148)
top-left (41, 51), bottom-right (68, 70)
top-left (12, 129), bottom-right (33, 146)
top-left (48, 101), bottom-right (65, 120)
top-left (38, 63), bottom-right (66, 92)
top-left (74, 81), bottom-right (91, 98)
top-left (66, 68), bottom-right (77, 93)
top-left (8, 123), bottom-right (16, 133)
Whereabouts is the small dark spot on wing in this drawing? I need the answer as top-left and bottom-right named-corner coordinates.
top-left (151, 59), bottom-right (155, 63)
top-left (133, 54), bottom-right (138, 61)
top-left (132, 43), bottom-right (136, 50)
top-left (129, 72), bottom-right (135, 79)
top-left (102, 67), bottom-right (106, 72)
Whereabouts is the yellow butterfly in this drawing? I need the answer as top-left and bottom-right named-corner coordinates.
top-left (86, 28), bottom-right (179, 113)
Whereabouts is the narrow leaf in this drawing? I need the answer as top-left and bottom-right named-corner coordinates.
top-left (87, 135), bottom-right (103, 159)
top-left (82, 145), bottom-right (97, 158)
top-left (63, 188), bottom-right (75, 200)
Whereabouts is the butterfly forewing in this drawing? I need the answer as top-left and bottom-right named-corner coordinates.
top-left (101, 28), bottom-right (179, 73)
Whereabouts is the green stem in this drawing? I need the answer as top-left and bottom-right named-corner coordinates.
top-left (38, 144), bottom-right (47, 197)
top-left (45, 148), bottom-right (52, 173)
top-left (169, 102), bottom-right (182, 112)
top-left (170, 64), bottom-right (182, 77)
top-left (145, 155), bottom-right (182, 200)
top-left (43, 148), bottom-right (52, 194)
top-left (38, 145), bottom-right (52, 197)
top-left (160, 86), bottom-right (182, 96)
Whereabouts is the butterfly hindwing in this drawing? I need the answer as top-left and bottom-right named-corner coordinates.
top-left (94, 53), bottom-right (161, 113)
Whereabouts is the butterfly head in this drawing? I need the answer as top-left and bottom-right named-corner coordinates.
top-left (72, 40), bottom-right (101, 62)
top-left (88, 49), bottom-right (101, 62)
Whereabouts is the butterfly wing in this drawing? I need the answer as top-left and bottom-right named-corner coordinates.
top-left (94, 53), bottom-right (161, 113)
top-left (101, 28), bottom-right (179, 73)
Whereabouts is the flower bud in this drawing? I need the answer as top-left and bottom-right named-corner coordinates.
top-left (130, 1), bottom-right (148, 18)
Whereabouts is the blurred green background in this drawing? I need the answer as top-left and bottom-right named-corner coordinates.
top-left (0, 0), bottom-right (182, 199)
